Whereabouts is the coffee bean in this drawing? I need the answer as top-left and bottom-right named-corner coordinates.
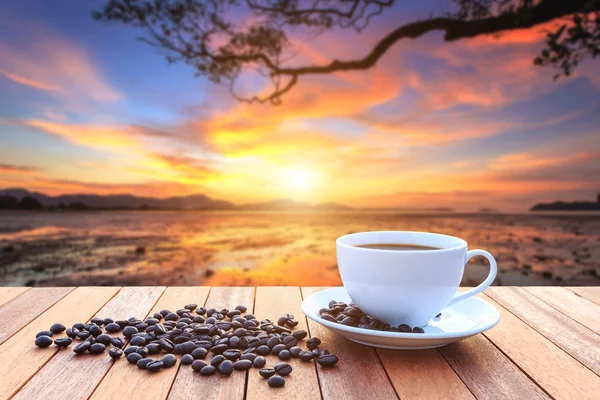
top-left (111, 337), bottom-right (125, 348)
top-left (159, 338), bottom-right (174, 353)
top-left (196, 307), bottom-right (207, 315)
top-left (36, 330), bottom-right (53, 338)
top-left (234, 359), bottom-right (253, 370)
top-left (184, 303), bottom-right (197, 311)
top-left (124, 346), bottom-right (139, 355)
top-left (268, 375), bottom-right (285, 388)
top-left (274, 362), bottom-right (292, 376)
top-left (54, 337), bottom-right (73, 347)
top-left (89, 343), bottom-right (106, 354)
top-left (223, 349), bottom-right (241, 361)
top-left (147, 360), bottom-right (164, 373)
top-left (192, 360), bottom-right (207, 372)
top-left (122, 326), bottom-right (138, 338)
top-left (340, 316), bottom-right (357, 326)
top-left (311, 349), bottom-right (321, 357)
top-left (65, 328), bottom-right (79, 338)
top-left (277, 316), bottom-right (288, 326)
top-left (49, 323), bottom-right (66, 334)
top-left (191, 347), bottom-right (208, 359)
top-left (271, 344), bottom-right (287, 355)
top-left (95, 334), bottom-right (111, 346)
top-left (77, 331), bottom-right (91, 340)
top-left (253, 355), bottom-right (266, 368)
top-left (259, 368), bottom-right (276, 378)
top-left (200, 365), bottom-right (216, 376)
top-left (137, 358), bottom-right (154, 370)
top-left (109, 347), bottom-right (123, 359)
top-left (398, 324), bottom-right (412, 333)
top-left (278, 350), bottom-right (292, 361)
top-left (298, 351), bottom-right (315, 361)
top-left (73, 341), bottom-right (91, 354)
top-left (413, 327), bottom-right (425, 334)
top-left (158, 354), bottom-right (175, 368)
top-left (147, 343), bottom-right (162, 355)
top-left (127, 352), bottom-right (143, 363)
top-left (256, 345), bottom-right (271, 355)
top-left (307, 337), bottom-right (321, 350)
top-left (87, 325), bottom-right (102, 337)
top-left (91, 317), bottom-right (104, 326)
top-left (381, 323), bottom-right (391, 331)
top-left (165, 313), bottom-right (179, 321)
top-left (104, 323), bottom-right (121, 333)
top-left (289, 346), bottom-right (302, 357)
top-left (35, 335), bottom-right (53, 348)
top-left (211, 355), bottom-right (225, 366)
top-left (130, 336), bottom-right (146, 347)
top-left (317, 354), bottom-right (339, 367)
top-left (218, 360), bottom-right (234, 376)
top-left (235, 305), bottom-right (247, 312)
top-left (181, 354), bottom-right (194, 365)
top-left (136, 347), bottom-right (149, 358)
top-left (210, 344), bottom-right (228, 355)
top-left (292, 330), bottom-right (307, 340)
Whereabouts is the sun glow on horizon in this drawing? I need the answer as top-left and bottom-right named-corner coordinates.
top-left (284, 167), bottom-right (316, 192)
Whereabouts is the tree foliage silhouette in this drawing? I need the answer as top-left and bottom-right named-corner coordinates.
top-left (93, 0), bottom-right (600, 104)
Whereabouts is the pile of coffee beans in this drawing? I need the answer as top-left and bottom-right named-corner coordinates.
top-left (34, 303), bottom-right (339, 388)
top-left (319, 300), bottom-right (439, 333)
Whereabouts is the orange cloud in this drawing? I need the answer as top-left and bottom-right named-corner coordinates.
top-left (0, 69), bottom-right (60, 92)
top-left (489, 152), bottom-right (596, 171)
top-left (0, 163), bottom-right (39, 175)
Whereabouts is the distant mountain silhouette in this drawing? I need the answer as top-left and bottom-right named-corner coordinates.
top-left (530, 193), bottom-right (600, 211)
top-left (0, 188), bottom-right (351, 211)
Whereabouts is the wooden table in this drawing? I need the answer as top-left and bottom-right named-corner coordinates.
top-left (0, 286), bottom-right (598, 400)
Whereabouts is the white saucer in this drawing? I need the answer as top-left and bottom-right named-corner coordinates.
top-left (301, 287), bottom-right (500, 349)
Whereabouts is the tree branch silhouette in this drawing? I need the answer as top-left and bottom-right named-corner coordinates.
top-left (93, 0), bottom-right (600, 104)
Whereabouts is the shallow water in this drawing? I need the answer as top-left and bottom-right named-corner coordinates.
top-left (0, 210), bottom-right (598, 286)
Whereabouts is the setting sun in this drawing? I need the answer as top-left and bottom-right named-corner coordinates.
top-left (284, 167), bottom-right (315, 191)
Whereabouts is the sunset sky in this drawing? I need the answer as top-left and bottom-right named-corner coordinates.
top-left (0, 0), bottom-right (599, 211)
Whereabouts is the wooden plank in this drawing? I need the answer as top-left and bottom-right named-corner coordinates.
top-left (377, 349), bottom-right (474, 400)
top-left (12, 286), bottom-right (165, 400)
top-left (480, 293), bottom-right (600, 400)
top-left (0, 287), bottom-right (74, 344)
top-left (168, 287), bottom-right (255, 400)
top-left (90, 287), bottom-right (211, 400)
top-left (524, 287), bottom-right (600, 333)
top-left (566, 287), bottom-right (600, 307)
top-left (0, 286), bottom-right (30, 307)
top-left (0, 287), bottom-right (119, 400)
top-left (439, 335), bottom-right (550, 400)
top-left (246, 287), bottom-right (321, 400)
top-left (486, 286), bottom-right (600, 376)
top-left (301, 287), bottom-right (398, 400)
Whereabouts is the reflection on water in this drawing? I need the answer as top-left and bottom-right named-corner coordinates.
top-left (0, 211), bottom-right (598, 287)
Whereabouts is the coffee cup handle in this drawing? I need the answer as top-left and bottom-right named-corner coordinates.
top-left (446, 249), bottom-right (497, 307)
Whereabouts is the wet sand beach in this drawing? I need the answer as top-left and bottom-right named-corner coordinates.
top-left (0, 210), bottom-right (598, 287)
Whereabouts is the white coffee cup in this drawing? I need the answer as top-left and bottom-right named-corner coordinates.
top-left (336, 231), bottom-right (497, 328)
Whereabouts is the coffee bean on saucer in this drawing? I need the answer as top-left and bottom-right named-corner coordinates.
top-left (398, 324), bottom-right (412, 332)
top-left (268, 375), bottom-right (285, 388)
top-left (49, 323), bottom-right (66, 334)
top-left (218, 360), bottom-right (234, 376)
top-left (35, 336), bottom-right (53, 348)
top-left (413, 327), bottom-right (425, 334)
top-left (161, 354), bottom-right (177, 368)
top-left (317, 354), bottom-right (339, 367)
top-left (108, 347), bottom-right (123, 359)
top-left (320, 314), bottom-right (336, 323)
top-left (259, 368), bottom-right (276, 378)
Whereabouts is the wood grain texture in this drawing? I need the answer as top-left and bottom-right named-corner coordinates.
top-left (302, 287), bottom-right (398, 400)
top-left (486, 286), bottom-right (600, 376)
top-left (168, 287), bottom-right (255, 400)
top-left (13, 286), bottom-right (165, 400)
top-left (377, 349), bottom-right (474, 400)
top-left (0, 287), bottom-right (74, 344)
top-left (524, 287), bottom-right (600, 333)
top-left (247, 287), bottom-right (321, 400)
top-left (0, 286), bottom-right (30, 307)
top-left (480, 293), bottom-right (600, 400)
top-left (90, 286), bottom-right (211, 400)
top-left (0, 287), bottom-right (119, 400)
top-left (439, 335), bottom-right (550, 400)
top-left (566, 287), bottom-right (600, 306)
